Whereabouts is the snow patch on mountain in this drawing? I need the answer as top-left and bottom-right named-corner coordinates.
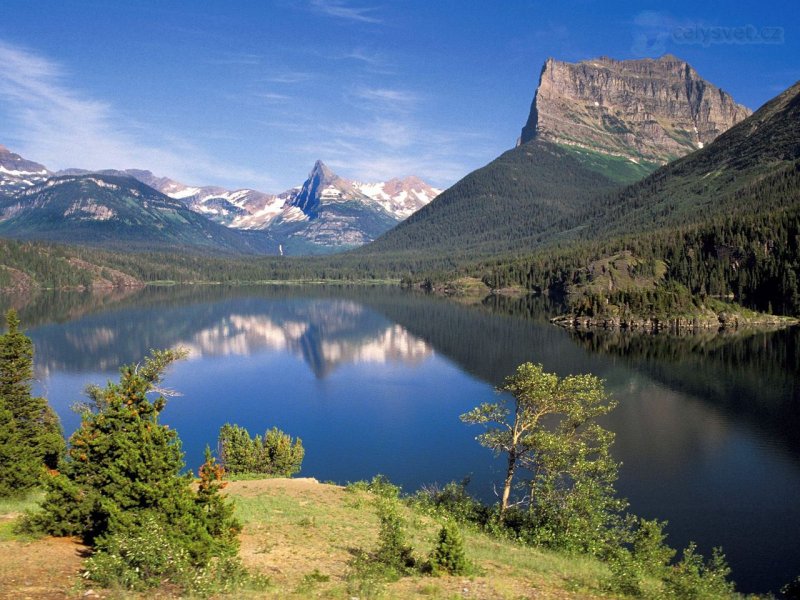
top-left (0, 144), bottom-right (442, 253)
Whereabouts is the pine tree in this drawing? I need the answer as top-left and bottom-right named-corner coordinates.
top-left (28, 349), bottom-right (240, 570)
top-left (375, 497), bottom-right (415, 573)
top-left (0, 404), bottom-right (39, 496)
top-left (0, 309), bottom-right (64, 496)
top-left (195, 446), bottom-right (240, 556)
top-left (218, 423), bottom-right (304, 476)
top-left (428, 520), bottom-right (469, 575)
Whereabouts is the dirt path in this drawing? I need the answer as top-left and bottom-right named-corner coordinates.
top-left (0, 534), bottom-right (88, 599)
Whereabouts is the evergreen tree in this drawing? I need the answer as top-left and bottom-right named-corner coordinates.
top-left (428, 520), bottom-right (469, 575)
top-left (262, 426), bottom-right (305, 477)
top-left (0, 309), bottom-right (63, 496)
top-left (28, 349), bottom-right (240, 574)
top-left (375, 497), bottom-right (415, 574)
top-left (0, 403), bottom-right (39, 497)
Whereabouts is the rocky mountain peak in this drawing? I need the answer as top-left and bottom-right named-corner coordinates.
top-left (309, 160), bottom-right (337, 184)
top-left (519, 54), bottom-right (752, 165)
top-left (291, 160), bottom-right (352, 217)
top-left (0, 145), bottom-right (49, 172)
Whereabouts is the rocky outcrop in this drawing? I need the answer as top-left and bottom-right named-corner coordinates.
top-left (520, 55), bottom-right (751, 164)
top-left (551, 312), bottom-right (796, 332)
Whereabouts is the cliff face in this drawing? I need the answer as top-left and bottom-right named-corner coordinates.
top-left (519, 55), bottom-right (751, 164)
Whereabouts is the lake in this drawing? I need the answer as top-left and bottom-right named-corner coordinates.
top-left (5, 284), bottom-right (799, 594)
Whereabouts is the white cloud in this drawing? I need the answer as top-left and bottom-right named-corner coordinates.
top-left (205, 52), bottom-right (263, 66)
top-left (307, 0), bottom-right (382, 24)
top-left (264, 71), bottom-right (316, 84)
top-left (290, 111), bottom-right (491, 187)
top-left (254, 91), bottom-right (293, 103)
top-left (350, 87), bottom-right (420, 113)
top-left (339, 48), bottom-right (395, 74)
top-left (0, 39), bottom-right (272, 189)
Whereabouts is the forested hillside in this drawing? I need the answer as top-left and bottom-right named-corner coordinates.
top-left (474, 82), bottom-right (800, 318)
top-left (354, 140), bottom-right (627, 260)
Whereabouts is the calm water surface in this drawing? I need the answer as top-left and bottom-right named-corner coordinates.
top-left (6, 285), bottom-right (799, 594)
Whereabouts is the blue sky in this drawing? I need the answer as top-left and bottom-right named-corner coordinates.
top-left (0, 1), bottom-right (797, 192)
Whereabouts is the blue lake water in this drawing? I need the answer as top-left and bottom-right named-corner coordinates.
top-left (7, 284), bottom-right (800, 594)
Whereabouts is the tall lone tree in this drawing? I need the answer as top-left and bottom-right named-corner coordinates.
top-left (461, 363), bottom-right (565, 519)
top-left (0, 309), bottom-right (64, 496)
top-left (461, 362), bottom-right (622, 549)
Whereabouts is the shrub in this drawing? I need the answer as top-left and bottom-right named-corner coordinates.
top-left (630, 518), bottom-right (674, 577)
top-left (375, 497), bottom-right (415, 575)
top-left (663, 543), bottom-right (735, 599)
top-left (411, 480), bottom-right (489, 525)
top-left (25, 350), bottom-right (242, 591)
top-left (605, 547), bottom-right (644, 597)
top-left (84, 513), bottom-right (192, 590)
top-left (218, 423), bottom-right (304, 477)
top-left (428, 519), bottom-right (469, 576)
top-left (346, 474), bottom-right (401, 499)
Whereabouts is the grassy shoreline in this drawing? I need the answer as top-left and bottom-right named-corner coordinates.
top-left (0, 479), bottom-right (618, 599)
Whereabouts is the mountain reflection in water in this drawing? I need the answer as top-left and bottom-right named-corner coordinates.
top-left (6, 285), bottom-right (800, 594)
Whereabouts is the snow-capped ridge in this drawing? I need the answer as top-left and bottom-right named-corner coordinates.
top-left (0, 144), bottom-right (441, 253)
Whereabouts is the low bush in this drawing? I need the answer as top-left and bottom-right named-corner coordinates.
top-left (345, 474), bottom-right (402, 499)
top-left (375, 497), bottom-right (416, 575)
top-left (663, 543), bottom-right (735, 599)
top-left (410, 479), bottom-right (489, 525)
top-left (218, 423), bottom-right (304, 477)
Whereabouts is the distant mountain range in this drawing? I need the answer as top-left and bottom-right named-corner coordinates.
top-left (0, 173), bottom-right (277, 254)
top-left (3, 52), bottom-right (798, 324)
top-left (0, 145), bottom-right (50, 193)
top-left (0, 147), bottom-right (440, 255)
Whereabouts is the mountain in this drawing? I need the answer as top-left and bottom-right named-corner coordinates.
top-left (355, 176), bottom-right (440, 219)
top-left (569, 79), bottom-right (800, 239)
top-left (54, 162), bottom-right (440, 253)
top-left (519, 55), bottom-right (751, 166)
top-left (55, 167), bottom-right (288, 229)
top-left (0, 145), bottom-right (50, 196)
top-left (0, 173), bottom-right (277, 254)
top-left (486, 80), bottom-right (800, 318)
top-left (357, 54), bottom-right (750, 263)
top-left (356, 141), bottom-right (623, 260)
top-left (266, 160), bottom-right (399, 253)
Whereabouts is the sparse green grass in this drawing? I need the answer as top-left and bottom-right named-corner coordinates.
top-left (560, 144), bottom-right (660, 184)
top-left (227, 479), bottom-right (614, 599)
top-left (0, 489), bottom-right (43, 516)
top-left (0, 479), bottom-right (622, 598)
top-left (0, 489), bottom-right (44, 541)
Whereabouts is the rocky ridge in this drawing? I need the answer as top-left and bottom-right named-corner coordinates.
top-left (519, 54), bottom-right (752, 164)
top-left (0, 145), bottom-right (50, 195)
top-left (47, 161), bottom-right (440, 251)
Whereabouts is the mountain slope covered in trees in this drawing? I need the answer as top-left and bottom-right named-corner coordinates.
top-left (479, 81), bottom-right (800, 318)
top-left (353, 140), bottom-right (628, 261)
top-left (0, 174), bottom-right (278, 255)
